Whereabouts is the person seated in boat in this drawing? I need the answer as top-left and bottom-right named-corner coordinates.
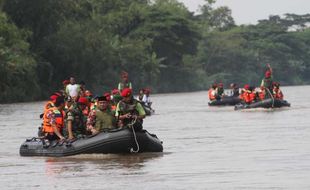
top-left (240, 84), bottom-right (256, 104)
top-left (273, 82), bottom-right (284, 100)
top-left (118, 71), bottom-right (132, 93)
top-left (208, 84), bottom-right (219, 101)
top-left (249, 86), bottom-right (257, 102)
top-left (42, 96), bottom-right (66, 141)
top-left (65, 97), bottom-right (89, 139)
top-left (229, 83), bottom-right (240, 97)
top-left (217, 83), bottom-right (225, 98)
top-left (142, 88), bottom-right (152, 107)
top-left (258, 86), bottom-right (266, 101)
top-left (260, 64), bottom-right (273, 94)
top-left (137, 89), bottom-right (144, 102)
top-left (86, 96), bottom-right (116, 135)
top-left (111, 89), bottom-right (122, 111)
top-left (44, 93), bottom-right (59, 112)
top-left (115, 88), bottom-right (146, 131)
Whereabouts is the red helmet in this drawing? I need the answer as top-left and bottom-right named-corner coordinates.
top-left (244, 84), bottom-right (250, 90)
top-left (62, 80), bottom-right (70, 85)
top-left (78, 97), bottom-right (88, 105)
top-left (103, 92), bottom-right (111, 101)
top-left (143, 88), bottom-right (151, 94)
top-left (49, 95), bottom-right (58, 101)
top-left (121, 88), bottom-right (132, 97)
top-left (112, 89), bottom-right (119, 95)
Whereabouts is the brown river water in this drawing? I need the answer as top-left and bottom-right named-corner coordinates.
top-left (0, 86), bottom-right (310, 189)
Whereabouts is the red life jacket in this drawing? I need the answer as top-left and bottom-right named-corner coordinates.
top-left (273, 89), bottom-right (283, 100)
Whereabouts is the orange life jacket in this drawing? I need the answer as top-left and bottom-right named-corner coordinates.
top-left (249, 92), bottom-right (256, 102)
top-left (273, 89), bottom-right (283, 100)
top-left (241, 90), bottom-right (253, 103)
top-left (259, 91), bottom-right (265, 100)
top-left (44, 101), bottom-right (54, 112)
top-left (208, 89), bottom-right (216, 100)
top-left (43, 107), bottom-right (64, 134)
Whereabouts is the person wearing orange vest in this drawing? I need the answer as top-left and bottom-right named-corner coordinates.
top-left (44, 92), bottom-right (62, 111)
top-left (273, 82), bottom-right (284, 100)
top-left (258, 86), bottom-right (266, 101)
top-left (248, 86), bottom-right (257, 103)
top-left (208, 84), bottom-right (218, 101)
top-left (43, 96), bottom-right (66, 141)
top-left (240, 84), bottom-right (255, 104)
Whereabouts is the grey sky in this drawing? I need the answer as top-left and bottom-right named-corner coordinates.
top-left (177, 0), bottom-right (310, 24)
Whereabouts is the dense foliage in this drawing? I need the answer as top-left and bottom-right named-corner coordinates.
top-left (1, 0), bottom-right (310, 102)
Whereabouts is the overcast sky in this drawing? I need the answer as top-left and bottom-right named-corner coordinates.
top-left (178, 0), bottom-right (310, 25)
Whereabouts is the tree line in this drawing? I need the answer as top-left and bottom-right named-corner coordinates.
top-left (0, 0), bottom-right (310, 103)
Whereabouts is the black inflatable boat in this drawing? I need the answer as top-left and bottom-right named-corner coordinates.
top-left (20, 128), bottom-right (163, 157)
top-left (208, 96), bottom-right (241, 106)
top-left (234, 98), bottom-right (290, 110)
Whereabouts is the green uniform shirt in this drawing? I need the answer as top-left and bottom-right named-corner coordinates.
top-left (115, 100), bottom-right (146, 117)
top-left (94, 109), bottom-right (115, 132)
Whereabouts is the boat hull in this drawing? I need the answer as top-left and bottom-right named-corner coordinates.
top-left (234, 98), bottom-right (290, 110)
top-left (20, 128), bottom-right (163, 157)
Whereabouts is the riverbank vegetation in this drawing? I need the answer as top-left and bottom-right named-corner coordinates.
top-left (1, 0), bottom-right (310, 102)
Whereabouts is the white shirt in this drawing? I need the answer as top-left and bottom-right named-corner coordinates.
top-left (66, 84), bottom-right (80, 97)
top-left (142, 94), bottom-right (151, 106)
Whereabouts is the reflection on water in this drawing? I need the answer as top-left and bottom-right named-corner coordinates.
top-left (1, 86), bottom-right (310, 189)
top-left (44, 153), bottom-right (164, 175)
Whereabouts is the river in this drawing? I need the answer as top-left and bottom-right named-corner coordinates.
top-left (0, 86), bottom-right (310, 189)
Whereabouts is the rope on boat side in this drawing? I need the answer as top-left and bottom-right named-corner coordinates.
top-left (266, 88), bottom-right (275, 108)
top-left (128, 117), bottom-right (140, 153)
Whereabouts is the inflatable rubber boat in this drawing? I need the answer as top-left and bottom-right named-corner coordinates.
top-left (234, 98), bottom-right (290, 110)
top-left (20, 128), bottom-right (163, 157)
top-left (208, 96), bottom-right (241, 106)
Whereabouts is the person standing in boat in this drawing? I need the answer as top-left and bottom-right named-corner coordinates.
top-left (118, 71), bottom-right (132, 93)
top-left (65, 77), bottom-right (81, 101)
top-left (86, 96), bottom-right (116, 135)
top-left (115, 88), bottom-right (146, 131)
top-left (43, 96), bottom-right (66, 141)
top-left (260, 64), bottom-right (273, 97)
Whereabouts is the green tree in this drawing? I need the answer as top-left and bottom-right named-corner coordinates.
top-left (0, 12), bottom-right (40, 102)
